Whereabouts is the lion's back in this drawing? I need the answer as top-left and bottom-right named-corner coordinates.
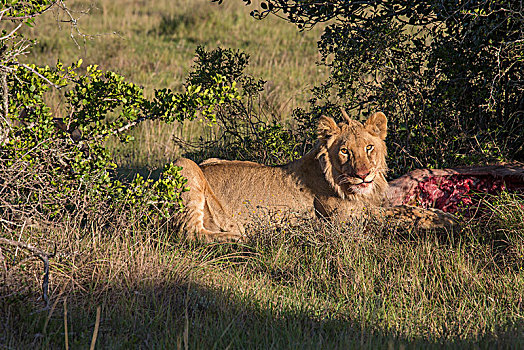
top-left (200, 160), bottom-right (314, 221)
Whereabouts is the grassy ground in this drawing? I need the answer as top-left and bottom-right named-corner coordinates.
top-left (2, 1), bottom-right (523, 348)
top-left (20, 0), bottom-right (326, 168)
top-left (1, 194), bottom-right (523, 348)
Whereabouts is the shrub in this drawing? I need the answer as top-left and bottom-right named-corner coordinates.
top-left (0, 2), bottom-right (240, 227)
top-left (234, 0), bottom-right (523, 175)
top-left (176, 46), bottom-right (301, 165)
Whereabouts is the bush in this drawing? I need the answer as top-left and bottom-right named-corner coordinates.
top-left (175, 46), bottom-right (301, 165)
top-left (0, 2), bottom-right (240, 227)
top-left (239, 0), bottom-right (523, 175)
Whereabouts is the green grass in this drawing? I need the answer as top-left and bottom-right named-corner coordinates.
top-left (1, 194), bottom-right (523, 348)
top-left (20, 0), bottom-right (326, 168)
top-left (2, 1), bottom-right (523, 348)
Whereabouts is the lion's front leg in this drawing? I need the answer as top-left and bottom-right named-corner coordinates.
top-left (174, 158), bottom-right (245, 242)
top-left (381, 205), bottom-right (457, 229)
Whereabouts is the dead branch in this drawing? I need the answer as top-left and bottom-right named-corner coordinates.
top-left (0, 237), bottom-right (55, 308)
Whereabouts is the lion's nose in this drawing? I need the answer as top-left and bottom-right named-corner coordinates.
top-left (355, 169), bottom-right (370, 180)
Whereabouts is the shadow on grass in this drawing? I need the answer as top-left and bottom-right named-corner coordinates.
top-left (112, 146), bottom-right (226, 183)
top-left (114, 166), bottom-right (164, 183)
top-left (2, 278), bottom-right (522, 349)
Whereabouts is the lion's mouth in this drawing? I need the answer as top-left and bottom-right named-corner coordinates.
top-left (353, 180), bottom-right (373, 187)
top-left (337, 174), bottom-right (376, 193)
top-left (349, 178), bottom-right (374, 193)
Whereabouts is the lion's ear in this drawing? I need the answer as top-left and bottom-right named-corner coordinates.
top-left (317, 115), bottom-right (340, 140)
top-left (364, 112), bottom-right (387, 140)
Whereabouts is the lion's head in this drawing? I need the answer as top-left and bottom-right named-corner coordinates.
top-left (316, 110), bottom-right (388, 201)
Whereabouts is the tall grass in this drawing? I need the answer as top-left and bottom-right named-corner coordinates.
top-left (1, 194), bottom-right (522, 348)
top-left (2, 1), bottom-right (523, 348)
top-left (21, 0), bottom-right (326, 168)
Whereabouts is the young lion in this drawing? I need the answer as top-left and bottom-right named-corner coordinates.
top-left (174, 112), bottom-right (455, 242)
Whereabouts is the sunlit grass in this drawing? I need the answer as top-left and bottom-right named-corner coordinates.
top-left (20, 0), bottom-right (327, 168)
top-left (1, 195), bottom-right (523, 348)
top-left (3, 1), bottom-right (523, 348)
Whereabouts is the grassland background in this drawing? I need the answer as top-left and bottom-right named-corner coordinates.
top-left (1, 1), bottom-right (523, 349)
top-left (21, 0), bottom-right (327, 169)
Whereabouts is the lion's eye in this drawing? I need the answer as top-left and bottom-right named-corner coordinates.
top-left (366, 145), bottom-right (374, 153)
top-left (340, 148), bottom-right (348, 155)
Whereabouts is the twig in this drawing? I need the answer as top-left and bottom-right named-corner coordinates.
top-left (392, 141), bottom-right (424, 167)
top-left (13, 221), bottom-right (26, 261)
top-left (19, 64), bottom-right (65, 89)
top-left (90, 306), bottom-right (101, 350)
top-left (92, 115), bottom-right (149, 141)
top-left (64, 298), bottom-right (69, 350)
top-left (0, 8), bottom-right (13, 21)
top-left (0, 237), bottom-right (55, 308)
top-left (0, 245), bottom-right (5, 273)
top-left (54, 0), bottom-right (119, 49)
top-left (1, 1), bottom-right (58, 21)
top-left (107, 116), bottom-right (148, 136)
top-left (1, 71), bottom-right (9, 124)
top-left (0, 21), bottom-right (24, 41)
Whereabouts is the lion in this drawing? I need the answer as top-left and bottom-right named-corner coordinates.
top-left (173, 111), bottom-right (456, 242)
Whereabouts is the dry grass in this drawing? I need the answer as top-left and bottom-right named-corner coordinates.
top-left (2, 1), bottom-right (523, 348)
top-left (1, 194), bottom-right (523, 348)
top-left (20, 0), bottom-right (327, 168)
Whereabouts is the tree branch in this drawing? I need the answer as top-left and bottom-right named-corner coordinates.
top-left (1, 1), bottom-right (58, 21)
top-left (19, 64), bottom-right (65, 89)
top-left (0, 237), bottom-right (55, 308)
top-left (0, 22), bottom-right (24, 41)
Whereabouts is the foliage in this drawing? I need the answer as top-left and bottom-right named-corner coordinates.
top-left (0, 2), bottom-right (239, 226)
top-left (229, 0), bottom-right (523, 175)
top-left (1, 0), bottom-right (54, 19)
top-left (177, 46), bottom-right (301, 165)
top-left (127, 163), bottom-right (189, 219)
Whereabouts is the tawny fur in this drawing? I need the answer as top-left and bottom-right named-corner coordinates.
top-left (174, 112), bottom-right (455, 242)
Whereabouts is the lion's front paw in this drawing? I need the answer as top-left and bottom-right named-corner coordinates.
top-left (212, 230), bottom-right (245, 243)
top-left (385, 205), bottom-right (458, 230)
top-left (416, 208), bottom-right (458, 229)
